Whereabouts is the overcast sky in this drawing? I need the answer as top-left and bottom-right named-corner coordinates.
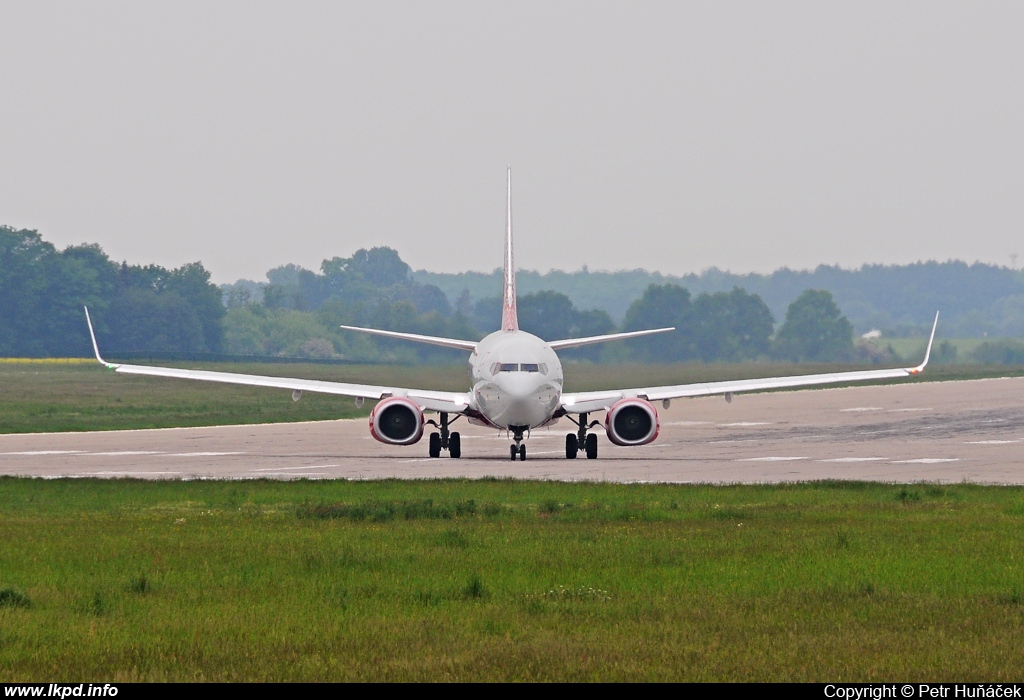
top-left (1, 2), bottom-right (1022, 283)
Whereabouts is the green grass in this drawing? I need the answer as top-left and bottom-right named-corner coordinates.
top-left (0, 363), bottom-right (391, 433)
top-left (3, 361), bottom-right (1022, 434)
top-left (1, 478), bottom-right (1023, 681)
top-left (884, 337), bottom-right (995, 360)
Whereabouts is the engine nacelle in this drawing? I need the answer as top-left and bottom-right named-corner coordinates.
top-left (369, 397), bottom-right (424, 446)
top-left (605, 398), bottom-right (660, 447)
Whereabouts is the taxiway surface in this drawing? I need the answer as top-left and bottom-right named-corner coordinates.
top-left (1, 377), bottom-right (1022, 483)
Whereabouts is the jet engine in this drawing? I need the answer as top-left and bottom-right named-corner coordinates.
top-left (369, 397), bottom-right (424, 445)
top-left (605, 398), bottom-right (660, 446)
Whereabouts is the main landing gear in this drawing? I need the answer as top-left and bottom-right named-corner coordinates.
top-left (565, 412), bottom-right (600, 460)
top-left (509, 425), bottom-right (527, 461)
top-left (426, 412), bottom-right (461, 458)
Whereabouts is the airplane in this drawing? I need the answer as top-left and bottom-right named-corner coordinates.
top-left (84, 168), bottom-right (939, 462)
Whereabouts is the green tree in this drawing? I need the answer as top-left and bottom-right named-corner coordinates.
top-left (691, 288), bottom-right (774, 361)
top-left (518, 291), bottom-right (577, 341)
top-left (223, 306), bottom-right (343, 357)
top-left (319, 247), bottom-right (411, 307)
top-left (48, 244), bottom-right (119, 355)
top-left (471, 295), bottom-right (502, 334)
top-left (264, 264), bottom-right (328, 310)
top-left (0, 227), bottom-right (58, 355)
top-left (773, 289), bottom-right (854, 362)
top-left (621, 284), bottom-right (694, 362)
top-left (106, 289), bottom-right (207, 353)
top-left (165, 262), bottom-right (226, 351)
top-left (560, 307), bottom-right (615, 362)
top-left (345, 247), bottom-right (412, 288)
top-left (410, 283), bottom-right (452, 316)
top-left (511, 291), bottom-right (614, 361)
top-left (103, 260), bottom-right (225, 354)
top-left (0, 228), bottom-right (119, 357)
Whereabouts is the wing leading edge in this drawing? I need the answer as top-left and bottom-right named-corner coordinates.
top-left (547, 327), bottom-right (675, 350)
top-left (84, 308), bottom-right (472, 414)
top-left (560, 312), bottom-right (940, 414)
top-left (338, 325), bottom-right (478, 351)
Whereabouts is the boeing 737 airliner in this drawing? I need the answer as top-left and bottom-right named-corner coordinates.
top-left (85, 169), bottom-right (938, 461)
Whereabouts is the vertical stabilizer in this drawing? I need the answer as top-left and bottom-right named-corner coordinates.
top-left (501, 166), bottom-right (519, 332)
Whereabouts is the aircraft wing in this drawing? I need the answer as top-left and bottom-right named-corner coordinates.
top-left (547, 327), bottom-right (675, 350)
top-left (339, 325), bottom-right (478, 351)
top-left (340, 325), bottom-right (678, 352)
top-left (560, 312), bottom-right (939, 414)
top-left (85, 309), bottom-right (472, 414)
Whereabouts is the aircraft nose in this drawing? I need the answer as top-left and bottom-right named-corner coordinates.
top-left (497, 374), bottom-right (560, 417)
top-left (500, 373), bottom-right (540, 399)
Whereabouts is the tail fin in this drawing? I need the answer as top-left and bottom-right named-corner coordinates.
top-left (501, 166), bottom-right (519, 332)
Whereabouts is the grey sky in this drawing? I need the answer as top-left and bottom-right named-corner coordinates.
top-left (2, 2), bottom-right (1022, 284)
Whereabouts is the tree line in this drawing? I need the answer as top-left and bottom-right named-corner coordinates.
top-left (0, 227), bottom-right (223, 357)
top-left (217, 244), bottom-right (859, 362)
top-left (0, 225), bottom-right (947, 364)
top-left (415, 259), bottom-right (1024, 338)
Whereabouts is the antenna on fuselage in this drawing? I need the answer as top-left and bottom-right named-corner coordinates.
top-left (501, 166), bottom-right (519, 332)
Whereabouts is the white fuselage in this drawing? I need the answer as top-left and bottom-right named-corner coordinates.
top-left (468, 330), bottom-right (564, 429)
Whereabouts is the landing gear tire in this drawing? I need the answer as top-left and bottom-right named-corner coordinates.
top-left (449, 432), bottom-right (461, 459)
top-left (569, 411), bottom-right (600, 460)
top-left (509, 425), bottom-right (528, 461)
top-left (428, 432), bottom-right (441, 458)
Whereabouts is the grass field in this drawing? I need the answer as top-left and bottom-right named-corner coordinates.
top-left (884, 337), bottom-right (994, 359)
top-left (3, 361), bottom-right (1023, 434)
top-left (1, 478), bottom-right (1022, 681)
top-left (4, 364), bottom-right (1024, 680)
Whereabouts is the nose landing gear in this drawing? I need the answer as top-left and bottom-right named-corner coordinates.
top-left (565, 412), bottom-right (600, 459)
top-left (509, 426), bottom-right (527, 461)
top-left (426, 412), bottom-right (461, 458)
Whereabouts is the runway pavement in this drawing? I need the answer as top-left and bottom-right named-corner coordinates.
top-left (1, 377), bottom-right (1022, 483)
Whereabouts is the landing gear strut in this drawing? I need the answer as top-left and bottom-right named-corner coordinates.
top-left (509, 425), bottom-right (527, 461)
top-left (426, 412), bottom-right (461, 459)
top-left (565, 412), bottom-right (600, 459)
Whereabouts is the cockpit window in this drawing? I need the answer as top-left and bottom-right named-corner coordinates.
top-left (491, 362), bottom-right (547, 374)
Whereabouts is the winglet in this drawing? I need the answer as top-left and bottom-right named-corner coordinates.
top-left (84, 306), bottom-right (117, 368)
top-left (908, 311), bottom-right (939, 375)
top-left (501, 166), bottom-right (519, 332)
